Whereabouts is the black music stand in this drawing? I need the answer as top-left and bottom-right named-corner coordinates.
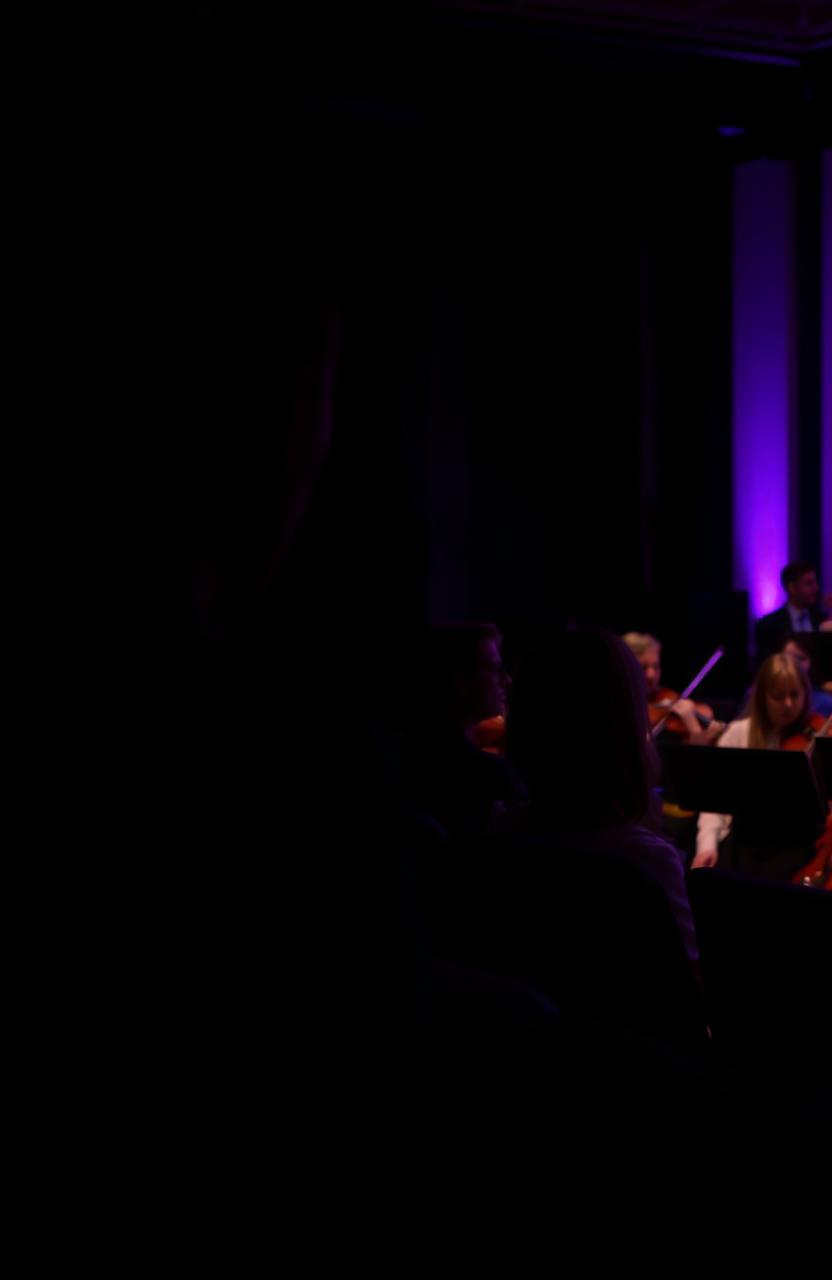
top-left (815, 633), bottom-right (832, 683)
top-left (659, 743), bottom-right (826, 846)
top-left (812, 736), bottom-right (832, 799)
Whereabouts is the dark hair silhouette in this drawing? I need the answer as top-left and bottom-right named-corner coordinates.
top-left (780, 560), bottom-right (815, 589)
top-left (507, 626), bottom-right (657, 829)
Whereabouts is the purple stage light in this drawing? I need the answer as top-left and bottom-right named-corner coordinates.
top-left (822, 152), bottom-right (832, 596)
top-left (732, 159), bottom-right (795, 625)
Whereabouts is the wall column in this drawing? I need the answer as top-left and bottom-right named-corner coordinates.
top-left (732, 159), bottom-right (796, 626)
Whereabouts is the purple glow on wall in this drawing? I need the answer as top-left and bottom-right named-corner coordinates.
top-left (732, 160), bottom-right (795, 623)
top-left (822, 152), bottom-right (832, 596)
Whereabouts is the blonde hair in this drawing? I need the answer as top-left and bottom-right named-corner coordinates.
top-left (621, 632), bottom-right (660, 659)
top-left (748, 654), bottom-right (812, 748)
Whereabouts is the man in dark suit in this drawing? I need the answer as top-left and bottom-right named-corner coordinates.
top-left (754, 560), bottom-right (827, 661)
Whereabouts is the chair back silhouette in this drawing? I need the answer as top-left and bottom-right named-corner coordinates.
top-left (417, 832), bottom-right (707, 1049)
top-left (688, 868), bottom-right (831, 1086)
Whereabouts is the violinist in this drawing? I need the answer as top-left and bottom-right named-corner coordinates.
top-left (621, 633), bottom-right (724, 745)
top-left (778, 635), bottom-right (832, 716)
top-left (692, 654), bottom-right (826, 873)
top-left (402, 624), bottom-right (526, 838)
top-left (738, 635), bottom-right (832, 717)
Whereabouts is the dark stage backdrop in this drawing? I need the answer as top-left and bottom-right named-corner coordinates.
top-left (134, 6), bottom-right (826, 703)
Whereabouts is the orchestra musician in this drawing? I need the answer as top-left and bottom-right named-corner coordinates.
top-left (754, 561), bottom-right (828, 661)
top-left (621, 632), bottom-right (724, 744)
top-left (476, 629), bottom-right (728, 754)
top-left (778, 635), bottom-right (832, 716)
top-left (692, 654), bottom-right (826, 875)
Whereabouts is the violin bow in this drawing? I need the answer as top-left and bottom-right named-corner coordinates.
top-left (650, 646), bottom-right (725, 740)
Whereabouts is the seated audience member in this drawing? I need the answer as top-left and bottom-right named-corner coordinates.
top-left (693, 654), bottom-right (824, 875)
top-left (401, 623), bottom-right (526, 839)
top-left (502, 627), bottom-right (700, 973)
top-left (621, 632), bottom-right (723, 745)
top-left (754, 560), bottom-right (828, 661)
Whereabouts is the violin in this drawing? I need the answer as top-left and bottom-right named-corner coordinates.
top-left (648, 689), bottom-right (717, 738)
top-left (472, 714), bottom-right (506, 756)
top-left (781, 712), bottom-right (831, 752)
top-left (791, 812), bottom-right (832, 890)
top-left (649, 647), bottom-right (725, 741)
top-left (787, 719), bottom-right (832, 888)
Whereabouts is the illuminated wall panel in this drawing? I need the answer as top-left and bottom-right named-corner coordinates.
top-left (822, 151), bottom-right (832, 596)
top-left (732, 159), bottom-right (796, 622)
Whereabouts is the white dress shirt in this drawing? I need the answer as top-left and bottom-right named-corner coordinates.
top-left (787, 603), bottom-right (813, 633)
